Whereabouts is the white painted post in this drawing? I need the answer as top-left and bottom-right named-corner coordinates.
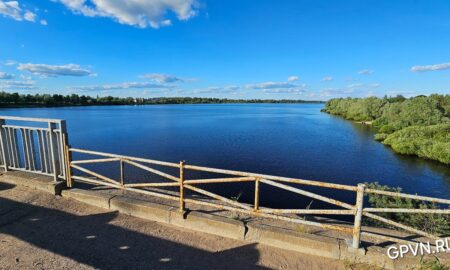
top-left (0, 119), bottom-right (8, 172)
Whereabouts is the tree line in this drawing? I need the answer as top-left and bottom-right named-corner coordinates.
top-left (0, 92), bottom-right (322, 107)
top-left (322, 94), bottom-right (450, 164)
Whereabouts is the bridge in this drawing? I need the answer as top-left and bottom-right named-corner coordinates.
top-left (0, 116), bottom-right (449, 263)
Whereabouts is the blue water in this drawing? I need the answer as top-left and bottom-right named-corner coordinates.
top-left (1, 104), bottom-right (449, 209)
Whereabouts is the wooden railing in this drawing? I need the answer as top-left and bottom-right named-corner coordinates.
top-left (0, 116), bottom-right (68, 181)
top-left (66, 147), bottom-right (450, 250)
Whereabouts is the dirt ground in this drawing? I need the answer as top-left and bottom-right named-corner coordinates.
top-left (0, 181), bottom-right (349, 270)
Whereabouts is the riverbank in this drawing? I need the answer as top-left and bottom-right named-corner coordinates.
top-left (322, 95), bottom-right (450, 165)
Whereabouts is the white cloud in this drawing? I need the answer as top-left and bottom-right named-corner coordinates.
top-left (358, 69), bottom-right (373, 75)
top-left (0, 1), bottom-right (40, 23)
top-left (57, 0), bottom-right (199, 28)
top-left (192, 85), bottom-right (240, 94)
top-left (18, 63), bottom-right (95, 77)
top-left (287, 76), bottom-right (299, 82)
top-left (23, 10), bottom-right (36, 21)
top-left (0, 72), bottom-right (14, 79)
top-left (320, 83), bottom-right (380, 97)
top-left (245, 82), bottom-right (299, 90)
top-left (0, 80), bottom-right (36, 89)
top-left (70, 82), bottom-right (173, 91)
top-left (410, 62), bottom-right (450, 72)
top-left (3, 60), bottom-right (17, 66)
top-left (322, 76), bottom-right (333, 81)
top-left (139, 73), bottom-right (190, 83)
top-left (40, 19), bottom-right (47, 25)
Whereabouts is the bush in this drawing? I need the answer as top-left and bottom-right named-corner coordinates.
top-left (364, 182), bottom-right (450, 235)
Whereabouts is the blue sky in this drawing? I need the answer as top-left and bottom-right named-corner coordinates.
top-left (0, 0), bottom-right (449, 100)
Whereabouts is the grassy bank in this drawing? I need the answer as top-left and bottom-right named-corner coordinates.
top-left (322, 94), bottom-right (450, 164)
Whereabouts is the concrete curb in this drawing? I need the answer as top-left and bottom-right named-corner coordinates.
top-left (0, 172), bottom-right (65, 195)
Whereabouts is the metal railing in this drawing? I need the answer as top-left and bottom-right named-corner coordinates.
top-left (0, 116), bottom-right (448, 250)
top-left (0, 116), bottom-right (68, 181)
top-left (67, 147), bottom-right (450, 250)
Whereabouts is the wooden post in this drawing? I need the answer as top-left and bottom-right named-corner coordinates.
top-left (179, 161), bottom-right (186, 212)
top-left (0, 119), bottom-right (8, 172)
top-left (352, 183), bottom-right (365, 249)
top-left (254, 178), bottom-right (260, 211)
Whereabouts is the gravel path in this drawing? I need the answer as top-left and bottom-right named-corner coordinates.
top-left (0, 181), bottom-right (346, 270)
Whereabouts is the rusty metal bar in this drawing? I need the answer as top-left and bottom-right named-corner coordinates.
top-left (71, 158), bottom-right (121, 164)
top-left (70, 164), bottom-right (120, 185)
top-left (258, 208), bottom-right (354, 215)
top-left (184, 184), bottom-right (253, 210)
top-left (122, 159), bottom-right (179, 182)
top-left (184, 198), bottom-right (353, 234)
top-left (69, 148), bottom-right (180, 168)
top-left (184, 164), bottom-right (357, 191)
top-left (363, 208), bottom-right (450, 214)
top-left (363, 212), bottom-right (439, 240)
top-left (120, 159), bottom-right (124, 186)
top-left (365, 188), bottom-right (450, 205)
top-left (71, 175), bottom-right (121, 188)
top-left (179, 161), bottom-right (185, 212)
top-left (254, 177), bottom-right (260, 211)
top-left (124, 182), bottom-right (180, 188)
top-left (184, 177), bottom-right (255, 185)
top-left (260, 178), bottom-right (355, 210)
top-left (352, 183), bottom-right (365, 249)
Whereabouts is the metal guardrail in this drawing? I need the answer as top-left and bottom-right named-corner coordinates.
top-left (0, 116), bottom-right (448, 250)
top-left (0, 116), bottom-right (68, 181)
top-left (66, 148), bottom-right (450, 250)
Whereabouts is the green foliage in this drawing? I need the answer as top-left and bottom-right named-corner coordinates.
top-left (323, 94), bottom-right (450, 164)
top-left (383, 124), bottom-right (450, 164)
top-left (417, 256), bottom-right (449, 270)
top-left (364, 182), bottom-right (450, 235)
top-left (0, 91), bottom-right (322, 107)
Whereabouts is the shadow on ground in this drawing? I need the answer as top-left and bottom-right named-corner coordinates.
top-left (0, 183), bottom-right (266, 270)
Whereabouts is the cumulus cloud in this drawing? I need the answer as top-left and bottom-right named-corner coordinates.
top-left (3, 60), bottom-right (17, 66)
top-left (139, 73), bottom-right (190, 83)
top-left (410, 62), bottom-right (450, 72)
top-left (0, 1), bottom-right (42, 23)
top-left (245, 82), bottom-right (299, 90)
top-left (18, 63), bottom-right (95, 77)
top-left (0, 80), bottom-right (36, 89)
top-left (287, 76), bottom-right (299, 82)
top-left (320, 83), bottom-right (380, 97)
top-left (245, 81), bottom-right (307, 95)
top-left (322, 76), bottom-right (333, 81)
top-left (358, 69), bottom-right (373, 75)
top-left (56, 0), bottom-right (199, 28)
top-left (70, 82), bottom-right (173, 91)
top-left (0, 72), bottom-right (14, 79)
top-left (192, 85), bottom-right (240, 94)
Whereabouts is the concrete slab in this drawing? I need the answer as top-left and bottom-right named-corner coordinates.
top-left (110, 196), bottom-right (172, 223)
top-left (169, 209), bottom-right (246, 240)
top-left (0, 171), bottom-right (65, 195)
top-left (61, 188), bottom-right (115, 209)
top-left (245, 222), bottom-right (341, 260)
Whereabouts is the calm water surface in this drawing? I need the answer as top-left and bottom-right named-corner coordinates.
top-left (1, 104), bottom-right (449, 209)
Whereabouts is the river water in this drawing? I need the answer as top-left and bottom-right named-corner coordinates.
top-left (1, 104), bottom-right (448, 209)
